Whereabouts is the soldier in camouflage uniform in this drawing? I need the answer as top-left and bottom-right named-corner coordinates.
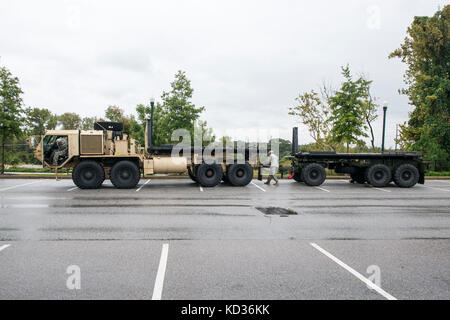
top-left (52, 137), bottom-right (68, 165)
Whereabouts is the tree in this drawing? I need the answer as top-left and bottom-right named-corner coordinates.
top-left (58, 112), bottom-right (81, 130)
top-left (289, 88), bottom-right (338, 150)
top-left (129, 103), bottom-right (152, 147)
top-left (361, 85), bottom-right (379, 150)
top-left (25, 107), bottom-right (57, 141)
top-left (158, 71), bottom-right (205, 144)
top-left (105, 105), bottom-right (130, 132)
top-left (0, 66), bottom-right (25, 174)
top-left (268, 138), bottom-right (292, 159)
top-left (194, 120), bottom-right (215, 147)
top-left (328, 66), bottom-right (370, 152)
top-left (81, 117), bottom-right (97, 130)
top-left (389, 5), bottom-right (450, 170)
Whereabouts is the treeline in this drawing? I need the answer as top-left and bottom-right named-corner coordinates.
top-left (0, 70), bottom-right (214, 169)
top-left (290, 6), bottom-right (449, 171)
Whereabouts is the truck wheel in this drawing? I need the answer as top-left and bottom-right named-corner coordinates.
top-left (227, 163), bottom-right (253, 186)
top-left (72, 160), bottom-right (105, 189)
top-left (196, 163), bottom-right (223, 187)
top-left (188, 167), bottom-right (197, 182)
top-left (350, 171), bottom-right (366, 184)
top-left (110, 160), bottom-right (140, 189)
top-left (365, 164), bottom-right (391, 187)
top-left (301, 163), bottom-right (326, 186)
top-left (293, 171), bottom-right (303, 182)
top-left (394, 164), bottom-right (419, 188)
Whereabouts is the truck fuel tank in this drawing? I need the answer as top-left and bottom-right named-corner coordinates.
top-left (152, 156), bottom-right (187, 173)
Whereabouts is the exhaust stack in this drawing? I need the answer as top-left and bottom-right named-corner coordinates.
top-left (292, 127), bottom-right (299, 154)
top-left (146, 100), bottom-right (155, 153)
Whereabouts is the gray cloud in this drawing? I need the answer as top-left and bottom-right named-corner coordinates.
top-left (0, 0), bottom-right (446, 148)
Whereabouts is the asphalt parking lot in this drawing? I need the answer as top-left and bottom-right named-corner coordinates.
top-left (0, 178), bottom-right (449, 300)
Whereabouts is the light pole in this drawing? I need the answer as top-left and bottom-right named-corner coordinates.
top-left (382, 101), bottom-right (388, 154)
top-left (0, 96), bottom-right (4, 174)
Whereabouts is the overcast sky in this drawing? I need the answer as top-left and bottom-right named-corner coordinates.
top-left (0, 0), bottom-right (446, 147)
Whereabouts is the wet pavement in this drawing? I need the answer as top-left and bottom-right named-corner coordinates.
top-left (0, 178), bottom-right (449, 299)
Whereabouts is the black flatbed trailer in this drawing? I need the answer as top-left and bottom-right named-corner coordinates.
top-left (289, 128), bottom-right (427, 188)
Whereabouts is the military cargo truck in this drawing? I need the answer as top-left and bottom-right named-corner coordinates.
top-left (35, 102), bottom-right (260, 189)
top-left (289, 127), bottom-right (427, 188)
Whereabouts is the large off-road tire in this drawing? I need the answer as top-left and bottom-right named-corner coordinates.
top-left (196, 163), bottom-right (223, 187)
top-left (293, 171), bottom-right (303, 182)
top-left (393, 164), bottom-right (419, 188)
top-left (301, 163), bottom-right (326, 186)
top-left (350, 171), bottom-right (366, 184)
top-left (226, 163), bottom-right (253, 186)
top-left (110, 160), bottom-right (141, 189)
top-left (365, 164), bottom-right (391, 187)
top-left (72, 160), bottom-right (105, 189)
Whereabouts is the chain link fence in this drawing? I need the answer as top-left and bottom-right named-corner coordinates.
top-left (0, 143), bottom-right (41, 167)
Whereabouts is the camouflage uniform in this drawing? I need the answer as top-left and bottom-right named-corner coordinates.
top-left (53, 137), bottom-right (68, 165)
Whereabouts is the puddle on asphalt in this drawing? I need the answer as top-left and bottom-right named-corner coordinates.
top-left (255, 207), bottom-right (298, 217)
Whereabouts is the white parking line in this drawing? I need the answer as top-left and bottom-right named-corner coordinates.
top-left (152, 243), bottom-right (169, 300)
top-left (251, 181), bottom-right (266, 192)
top-left (373, 187), bottom-right (391, 193)
top-left (315, 186), bottom-right (330, 192)
top-left (0, 180), bottom-right (43, 192)
top-left (136, 179), bottom-right (151, 192)
top-left (423, 186), bottom-right (450, 192)
top-left (67, 187), bottom-right (78, 192)
top-left (0, 244), bottom-right (11, 252)
top-left (310, 243), bottom-right (397, 300)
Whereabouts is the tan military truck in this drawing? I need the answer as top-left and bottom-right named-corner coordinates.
top-left (35, 102), bottom-right (261, 189)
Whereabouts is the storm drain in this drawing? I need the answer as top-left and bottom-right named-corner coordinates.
top-left (255, 207), bottom-right (298, 216)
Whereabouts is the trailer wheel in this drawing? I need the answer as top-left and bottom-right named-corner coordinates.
top-left (365, 164), bottom-right (391, 187)
top-left (293, 171), bottom-right (303, 182)
top-left (110, 160), bottom-right (140, 189)
top-left (393, 164), bottom-right (419, 188)
top-left (227, 163), bottom-right (253, 186)
top-left (196, 163), bottom-right (223, 187)
top-left (301, 163), bottom-right (326, 186)
top-left (350, 171), bottom-right (366, 184)
top-left (72, 160), bottom-right (105, 189)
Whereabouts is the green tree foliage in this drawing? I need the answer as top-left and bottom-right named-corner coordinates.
top-left (105, 105), bottom-right (131, 132)
top-left (268, 138), bottom-right (292, 159)
top-left (129, 103), bottom-right (152, 147)
top-left (25, 107), bottom-right (57, 139)
top-left (389, 5), bottom-right (450, 169)
top-left (290, 72), bottom-right (376, 152)
top-left (289, 88), bottom-right (338, 150)
top-left (362, 91), bottom-right (379, 150)
top-left (194, 120), bottom-right (215, 147)
top-left (81, 116), bottom-right (98, 130)
top-left (0, 66), bottom-right (25, 173)
top-left (157, 71), bottom-right (205, 144)
top-left (58, 112), bottom-right (81, 130)
top-left (328, 66), bottom-right (371, 152)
